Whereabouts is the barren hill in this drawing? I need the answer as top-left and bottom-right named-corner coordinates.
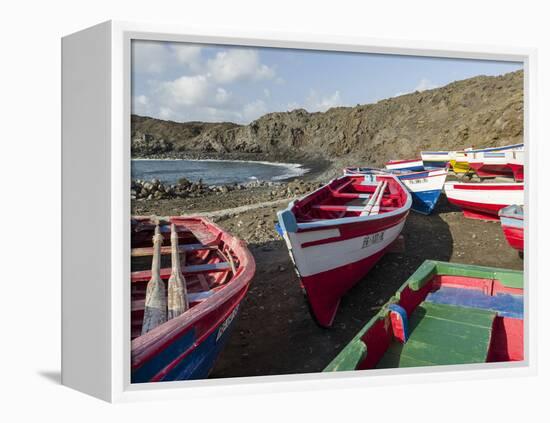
top-left (131, 70), bottom-right (523, 168)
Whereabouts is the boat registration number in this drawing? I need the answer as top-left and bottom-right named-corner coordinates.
top-left (216, 305), bottom-right (239, 342)
top-left (362, 232), bottom-right (385, 248)
top-left (409, 178), bottom-right (428, 184)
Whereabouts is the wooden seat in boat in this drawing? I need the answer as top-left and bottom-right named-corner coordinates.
top-left (377, 301), bottom-right (496, 368)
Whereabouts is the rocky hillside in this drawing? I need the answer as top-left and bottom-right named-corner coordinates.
top-left (132, 70), bottom-right (523, 167)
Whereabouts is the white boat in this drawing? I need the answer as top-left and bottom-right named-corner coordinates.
top-left (444, 181), bottom-right (524, 221)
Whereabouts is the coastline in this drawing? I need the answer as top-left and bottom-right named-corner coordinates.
top-left (131, 152), bottom-right (333, 183)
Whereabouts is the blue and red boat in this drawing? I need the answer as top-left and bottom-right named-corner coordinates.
top-left (324, 260), bottom-right (523, 371)
top-left (345, 167), bottom-right (448, 215)
top-left (130, 216), bottom-right (255, 383)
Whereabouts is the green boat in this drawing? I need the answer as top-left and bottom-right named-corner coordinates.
top-left (324, 260), bottom-right (524, 372)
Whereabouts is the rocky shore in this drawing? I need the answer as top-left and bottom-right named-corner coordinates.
top-left (132, 177), bottom-right (323, 202)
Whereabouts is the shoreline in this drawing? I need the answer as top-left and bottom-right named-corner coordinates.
top-left (131, 152), bottom-right (333, 183)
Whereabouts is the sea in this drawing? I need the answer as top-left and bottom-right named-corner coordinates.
top-left (131, 159), bottom-right (309, 185)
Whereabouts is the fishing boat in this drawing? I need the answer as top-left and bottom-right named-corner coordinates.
top-left (448, 149), bottom-right (473, 174)
top-left (345, 167), bottom-right (448, 215)
top-left (444, 181), bottom-right (524, 221)
top-left (324, 260), bottom-right (523, 372)
top-left (131, 216), bottom-right (255, 383)
top-left (277, 174), bottom-right (412, 327)
top-left (466, 148), bottom-right (524, 181)
top-left (385, 158), bottom-right (424, 172)
top-left (420, 150), bottom-right (452, 168)
top-left (499, 205), bottom-right (524, 252)
top-left (422, 143), bottom-right (524, 171)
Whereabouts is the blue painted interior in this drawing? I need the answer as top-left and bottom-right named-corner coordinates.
top-left (426, 286), bottom-right (524, 319)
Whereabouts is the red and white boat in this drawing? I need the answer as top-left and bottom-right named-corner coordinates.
top-left (466, 148), bottom-right (524, 181)
top-left (131, 216), bottom-right (255, 382)
top-left (277, 174), bottom-right (412, 327)
top-left (444, 182), bottom-right (524, 221)
top-left (499, 205), bottom-right (524, 252)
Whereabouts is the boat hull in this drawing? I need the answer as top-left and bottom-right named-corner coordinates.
top-left (296, 216), bottom-right (407, 326)
top-left (466, 149), bottom-right (524, 182)
top-left (397, 169), bottom-right (447, 215)
top-left (468, 162), bottom-right (515, 179)
top-left (386, 159), bottom-right (424, 172)
top-left (499, 205), bottom-right (524, 252)
top-left (132, 303), bottom-right (241, 382)
top-left (420, 151), bottom-right (451, 168)
top-left (131, 216), bottom-right (255, 383)
top-left (277, 175), bottom-right (411, 327)
top-left (444, 182), bottom-right (524, 221)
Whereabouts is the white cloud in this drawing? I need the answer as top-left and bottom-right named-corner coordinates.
top-left (132, 42), bottom-right (279, 123)
top-left (215, 87), bottom-right (230, 104)
top-left (415, 78), bottom-right (438, 92)
top-left (136, 95), bottom-right (148, 105)
top-left (394, 78), bottom-right (439, 97)
top-left (159, 107), bottom-right (175, 120)
top-left (172, 45), bottom-right (201, 64)
top-left (207, 49), bottom-right (275, 83)
top-left (132, 41), bottom-right (168, 74)
top-left (132, 41), bottom-right (203, 74)
top-left (159, 75), bottom-right (210, 106)
top-left (305, 90), bottom-right (344, 112)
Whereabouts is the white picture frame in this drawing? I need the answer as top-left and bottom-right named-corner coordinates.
top-left (61, 20), bottom-right (537, 403)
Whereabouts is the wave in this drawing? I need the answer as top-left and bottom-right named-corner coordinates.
top-left (132, 158), bottom-right (309, 181)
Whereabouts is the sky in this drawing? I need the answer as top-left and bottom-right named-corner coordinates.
top-left (131, 40), bottom-right (522, 124)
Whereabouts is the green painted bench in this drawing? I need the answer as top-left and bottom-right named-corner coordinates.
top-left (376, 301), bottom-right (496, 368)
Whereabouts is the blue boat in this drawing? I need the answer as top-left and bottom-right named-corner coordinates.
top-left (345, 167), bottom-right (448, 215)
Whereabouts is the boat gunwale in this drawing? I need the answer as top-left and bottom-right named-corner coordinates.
top-left (278, 174), bottom-right (412, 233)
top-left (344, 166), bottom-right (448, 180)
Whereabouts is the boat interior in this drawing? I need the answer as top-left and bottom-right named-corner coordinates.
top-left (355, 274), bottom-right (523, 370)
top-left (130, 217), bottom-right (240, 340)
top-left (292, 175), bottom-right (409, 222)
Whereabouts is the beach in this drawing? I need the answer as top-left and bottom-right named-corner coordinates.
top-left (131, 172), bottom-right (523, 378)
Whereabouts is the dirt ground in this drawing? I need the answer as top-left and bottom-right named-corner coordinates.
top-left (132, 187), bottom-right (523, 378)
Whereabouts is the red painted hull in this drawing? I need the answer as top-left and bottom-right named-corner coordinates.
top-left (301, 249), bottom-right (387, 327)
top-left (502, 225), bottom-right (524, 252)
top-left (508, 163), bottom-right (524, 182)
top-left (446, 197), bottom-right (505, 221)
top-left (469, 162), bottom-right (524, 182)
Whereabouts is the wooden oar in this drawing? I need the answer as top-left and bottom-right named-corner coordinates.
top-left (360, 180), bottom-right (383, 216)
top-left (167, 223), bottom-right (190, 319)
top-left (369, 181), bottom-right (387, 215)
top-left (141, 225), bottom-right (167, 335)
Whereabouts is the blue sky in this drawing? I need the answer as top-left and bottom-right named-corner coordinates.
top-left (132, 40), bottom-right (522, 124)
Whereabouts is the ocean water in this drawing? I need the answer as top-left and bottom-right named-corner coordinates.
top-left (131, 159), bottom-right (308, 185)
